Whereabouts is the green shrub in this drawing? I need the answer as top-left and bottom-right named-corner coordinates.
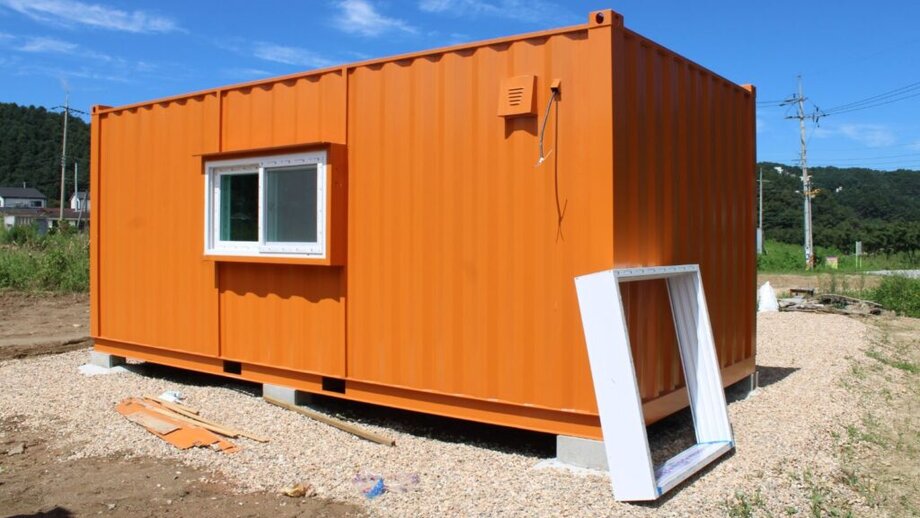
top-left (871, 275), bottom-right (920, 318)
top-left (0, 223), bottom-right (40, 246)
top-left (0, 231), bottom-right (88, 292)
top-left (0, 247), bottom-right (39, 290)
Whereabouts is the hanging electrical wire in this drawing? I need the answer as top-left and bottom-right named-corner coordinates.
top-left (536, 86), bottom-right (560, 166)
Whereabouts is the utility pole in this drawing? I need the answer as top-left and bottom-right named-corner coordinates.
top-left (52, 96), bottom-right (88, 226)
top-left (59, 92), bottom-right (69, 223)
top-left (783, 76), bottom-right (821, 270)
top-left (757, 167), bottom-right (763, 254)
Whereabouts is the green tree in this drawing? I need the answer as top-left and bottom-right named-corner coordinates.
top-left (0, 102), bottom-right (91, 205)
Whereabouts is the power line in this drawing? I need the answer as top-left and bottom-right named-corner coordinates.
top-left (51, 105), bottom-right (89, 116)
top-left (814, 158), bottom-right (920, 167)
top-left (805, 152), bottom-right (920, 162)
top-left (823, 80), bottom-right (920, 112)
top-left (819, 80), bottom-right (920, 117)
top-left (824, 90), bottom-right (920, 116)
top-left (765, 156), bottom-right (920, 166)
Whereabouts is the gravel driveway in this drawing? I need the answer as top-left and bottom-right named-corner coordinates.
top-left (0, 313), bottom-right (876, 516)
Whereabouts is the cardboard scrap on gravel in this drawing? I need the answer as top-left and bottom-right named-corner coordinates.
top-left (116, 398), bottom-right (238, 453)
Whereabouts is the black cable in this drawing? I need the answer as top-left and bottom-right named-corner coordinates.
top-left (824, 90), bottom-right (920, 115)
top-left (823, 80), bottom-right (920, 112)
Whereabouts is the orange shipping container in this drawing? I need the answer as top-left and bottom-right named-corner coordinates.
top-left (91, 9), bottom-right (756, 440)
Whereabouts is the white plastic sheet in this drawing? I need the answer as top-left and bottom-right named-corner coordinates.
top-left (757, 282), bottom-right (779, 313)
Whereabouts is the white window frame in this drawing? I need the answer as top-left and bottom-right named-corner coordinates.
top-left (204, 151), bottom-right (327, 258)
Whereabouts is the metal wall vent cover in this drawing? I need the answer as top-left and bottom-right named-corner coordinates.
top-left (497, 75), bottom-right (536, 117)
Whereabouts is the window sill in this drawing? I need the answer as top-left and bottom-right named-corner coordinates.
top-left (204, 253), bottom-right (335, 266)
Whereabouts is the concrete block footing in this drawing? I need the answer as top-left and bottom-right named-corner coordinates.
top-left (725, 371), bottom-right (759, 402)
top-left (262, 384), bottom-right (311, 405)
top-left (89, 351), bottom-right (126, 369)
top-left (556, 435), bottom-right (608, 471)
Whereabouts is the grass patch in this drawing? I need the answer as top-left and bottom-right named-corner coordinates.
top-left (724, 489), bottom-right (769, 518)
top-left (869, 275), bottom-right (920, 318)
top-left (758, 240), bottom-right (916, 273)
top-left (865, 349), bottom-right (919, 374)
top-left (0, 225), bottom-right (88, 292)
top-left (799, 469), bottom-right (854, 518)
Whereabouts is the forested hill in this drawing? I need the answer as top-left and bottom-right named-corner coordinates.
top-left (0, 102), bottom-right (90, 206)
top-left (757, 162), bottom-right (920, 255)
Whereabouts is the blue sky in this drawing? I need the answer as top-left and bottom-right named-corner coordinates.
top-left (1, 0), bottom-right (919, 170)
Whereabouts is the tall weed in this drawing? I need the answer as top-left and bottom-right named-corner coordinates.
top-left (0, 228), bottom-right (88, 292)
top-left (872, 276), bottom-right (920, 318)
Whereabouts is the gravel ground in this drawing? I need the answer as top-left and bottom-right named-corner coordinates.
top-left (0, 313), bottom-right (876, 516)
top-left (867, 269), bottom-right (920, 279)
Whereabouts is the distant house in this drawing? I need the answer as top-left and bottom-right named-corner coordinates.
top-left (70, 191), bottom-right (90, 212)
top-left (0, 187), bottom-right (47, 208)
top-left (1, 207), bottom-right (88, 233)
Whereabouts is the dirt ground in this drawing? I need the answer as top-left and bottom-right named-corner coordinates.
top-left (0, 416), bottom-right (360, 517)
top-left (0, 292), bottom-right (90, 360)
top-left (0, 293), bottom-right (360, 517)
top-left (757, 273), bottom-right (882, 295)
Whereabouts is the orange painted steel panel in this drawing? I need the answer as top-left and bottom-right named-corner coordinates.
top-left (220, 72), bottom-right (346, 151)
top-left (610, 29), bottom-right (756, 402)
top-left (96, 95), bottom-right (220, 356)
top-left (89, 105), bottom-right (106, 337)
top-left (346, 25), bottom-right (614, 415)
top-left (218, 263), bottom-right (345, 376)
top-left (92, 10), bottom-right (755, 439)
top-left (496, 75), bottom-right (536, 117)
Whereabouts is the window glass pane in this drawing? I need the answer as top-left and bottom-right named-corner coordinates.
top-left (265, 165), bottom-right (317, 243)
top-left (219, 173), bottom-right (258, 242)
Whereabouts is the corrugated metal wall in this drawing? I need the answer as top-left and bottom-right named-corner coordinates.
top-left (211, 71), bottom-right (347, 375)
top-left (345, 24), bottom-right (614, 414)
top-left (218, 263), bottom-right (345, 375)
top-left (611, 29), bottom-right (757, 402)
top-left (221, 72), bottom-right (346, 150)
top-left (96, 95), bottom-right (220, 355)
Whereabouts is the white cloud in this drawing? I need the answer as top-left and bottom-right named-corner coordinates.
top-left (15, 35), bottom-right (112, 61)
top-left (252, 42), bottom-right (335, 69)
top-left (813, 123), bottom-right (896, 148)
top-left (223, 67), bottom-right (272, 80)
top-left (756, 117), bottom-right (766, 133)
top-left (17, 36), bottom-right (77, 53)
top-left (908, 139), bottom-right (920, 151)
top-left (0, 54), bottom-right (20, 67)
top-left (15, 63), bottom-right (131, 83)
top-left (0, 0), bottom-right (180, 33)
top-left (838, 123), bottom-right (896, 148)
top-left (335, 0), bottom-right (416, 37)
top-left (418, 0), bottom-right (575, 24)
